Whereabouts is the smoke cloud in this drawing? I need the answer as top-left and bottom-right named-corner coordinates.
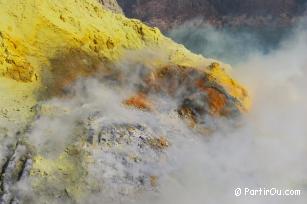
top-left (168, 19), bottom-right (293, 65)
top-left (133, 19), bottom-right (307, 204)
top-left (3, 18), bottom-right (307, 204)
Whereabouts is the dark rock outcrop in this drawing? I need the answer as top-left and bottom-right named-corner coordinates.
top-left (98, 0), bottom-right (123, 13)
top-left (0, 140), bottom-right (31, 204)
top-left (117, 0), bottom-right (307, 31)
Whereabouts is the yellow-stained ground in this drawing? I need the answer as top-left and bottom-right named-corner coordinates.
top-left (0, 0), bottom-right (249, 126)
top-left (0, 0), bottom-right (251, 199)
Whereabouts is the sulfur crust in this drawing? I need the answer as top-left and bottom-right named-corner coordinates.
top-left (31, 151), bottom-right (88, 200)
top-left (0, 0), bottom-right (250, 124)
top-left (0, 0), bottom-right (251, 198)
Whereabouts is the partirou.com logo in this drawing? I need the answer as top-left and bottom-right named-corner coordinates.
top-left (235, 187), bottom-right (302, 197)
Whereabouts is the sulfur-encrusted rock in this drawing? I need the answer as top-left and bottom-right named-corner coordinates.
top-left (0, 0), bottom-right (250, 128)
top-left (0, 0), bottom-right (251, 203)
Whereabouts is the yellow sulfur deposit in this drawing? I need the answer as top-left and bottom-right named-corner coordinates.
top-left (0, 0), bottom-right (250, 127)
top-left (0, 0), bottom-right (251, 199)
top-left (31, 147), bottom-right (88, 200)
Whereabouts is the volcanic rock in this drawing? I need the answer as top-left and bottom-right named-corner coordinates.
top-left (117, 0), bottom-right (307, 31)
top-left (0, 0), bottom-right (250, 202)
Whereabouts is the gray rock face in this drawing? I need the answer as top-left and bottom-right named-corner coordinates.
top-left (117, 0), bottom-right (307, 31)
top-left (99, 0), bottom-right (123, 14)
top-left (84, 121), bottom-right (170, 200)
top-left (0, 117), bottom-right (171, 203)
top-left (0, 141), bottom-right (31, 204)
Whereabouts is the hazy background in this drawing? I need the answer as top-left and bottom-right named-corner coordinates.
top-left (168, 20), bottom-right (293, 65)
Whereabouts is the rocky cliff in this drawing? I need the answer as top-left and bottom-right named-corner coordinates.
top-left (0, 0), bottom-right (249, 203)
top-left (117, 0), bottom-right (307, 31)
top-left (99, 0), bottom-right (123, 13)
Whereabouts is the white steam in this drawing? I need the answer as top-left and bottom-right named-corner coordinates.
top-left (9, 19), bottom-right (307, 204)
top-left (133, 20), bottom-right (307, 204)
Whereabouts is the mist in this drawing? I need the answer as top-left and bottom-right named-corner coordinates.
top-left (129, 19), bottom-right (307, 204)
top-left (168, 19), bottom-right (294, 65)
top-left (5, 17), bottom-right (307, 204)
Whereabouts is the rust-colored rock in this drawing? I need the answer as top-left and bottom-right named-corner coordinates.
top-left (148, 136), bottom-right (170, 150)
top-left (124, 93), bottom-right (153, 111)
